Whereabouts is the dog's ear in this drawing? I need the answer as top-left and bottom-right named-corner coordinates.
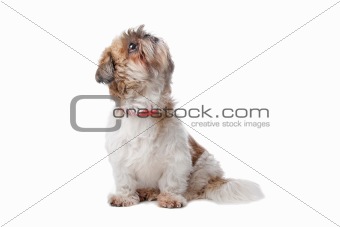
top-left (95, 48), bottom-right (114, 84)
top-left (167, 55), bottom-right (174, 74)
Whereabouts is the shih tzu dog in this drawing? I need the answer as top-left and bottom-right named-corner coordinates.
top-left (95, 25), bottom-right (263, 208)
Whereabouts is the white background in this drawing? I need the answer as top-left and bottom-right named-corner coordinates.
top-left (1, 0), bottom-right (340, 226)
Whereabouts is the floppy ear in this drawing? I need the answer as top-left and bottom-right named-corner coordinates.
top-left (95, 48), bottom-right (114, 84)
top-left (167, 54), bottom-right (174, 74)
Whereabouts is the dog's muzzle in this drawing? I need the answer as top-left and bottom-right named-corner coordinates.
top-left (95, 66), bottom-right (115, 84)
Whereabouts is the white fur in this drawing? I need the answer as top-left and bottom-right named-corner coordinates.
top-left (204, 179), bottom-right (264, 203)
top-left (106, 109), bottom-right (192, 197)
top-left (106, 109), bottom-right (264, 204)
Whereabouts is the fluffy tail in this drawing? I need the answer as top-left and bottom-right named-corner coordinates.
top-left (204, 178), bottom-right (264, 203)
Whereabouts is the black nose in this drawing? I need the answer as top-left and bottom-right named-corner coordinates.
top-left (95, 66), bottom-right (115, 84)
top-left (95, 69), bottom-right (102, 83)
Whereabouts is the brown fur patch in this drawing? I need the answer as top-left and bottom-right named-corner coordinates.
top-left (205, 177), bottom-right (228, 191)
top-left (184, 188), bottom-right (205, 201)
top-left (188, 135), bottom-right (206, 165)
top-left (136, 188), bottom-right (160, 202)
top-left (184, 177), bottom-right (228, 201)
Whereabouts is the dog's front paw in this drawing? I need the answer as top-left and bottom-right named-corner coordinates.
top-left (108, 194), bottom-right (139, 207)
top-left (157, 193), bottom-right (187, 208)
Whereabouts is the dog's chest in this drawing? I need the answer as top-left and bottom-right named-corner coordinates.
top-left (132, 143), bottom-right (164, 187)
top-left (128, 136), bottom-right (165, 187)
top-left (111, 117), bottom-right (167, 187)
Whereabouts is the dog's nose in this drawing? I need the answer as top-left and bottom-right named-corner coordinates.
top-left (95, 69), bottom-right (104, 83)
top-left (95, 66), bottom-right (115, 84)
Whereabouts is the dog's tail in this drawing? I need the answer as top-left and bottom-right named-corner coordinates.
top-left (203, 177), bottom-right (264, 203)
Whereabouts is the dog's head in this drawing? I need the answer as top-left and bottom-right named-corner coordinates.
top-left (95, 25), bottom-right (174, 100)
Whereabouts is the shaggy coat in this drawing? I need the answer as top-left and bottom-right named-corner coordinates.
top-left (95, 26), bottom-right (263, 208)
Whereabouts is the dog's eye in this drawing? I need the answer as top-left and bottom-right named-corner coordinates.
top-left (128, 43), bottom-right (137, 53)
